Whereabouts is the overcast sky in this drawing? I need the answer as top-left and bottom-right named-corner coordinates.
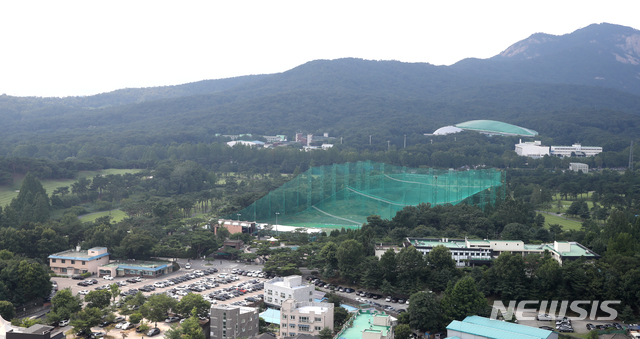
top-left (1, 0), bottom-right (637, 98)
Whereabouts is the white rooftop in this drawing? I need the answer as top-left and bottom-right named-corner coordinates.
top-left (298, 306), bottom-right (329, 314)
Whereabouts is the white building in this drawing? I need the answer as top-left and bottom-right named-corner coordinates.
top-left (569, 163), bottom-right (589, 173)
top-left (279, 300), bottom-right (334, 338)
top-left (226, 140), bottom-right (266, 148)
top-left (550, 144), bottom-right (602, 157)
top-left (514, 140), bottom-right (550, 158)
top-left (264, 276), bottom-right (314, 308)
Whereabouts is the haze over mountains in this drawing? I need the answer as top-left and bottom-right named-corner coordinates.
top-left (1, 23), bottom-right (639, 152)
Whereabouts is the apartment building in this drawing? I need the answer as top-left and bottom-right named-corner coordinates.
top-left (264, 276), bottom-right (314, 308)
top-left (210, 305), bottom-right (259, 339)
top-left (279, 300), bottom-right (333, 338)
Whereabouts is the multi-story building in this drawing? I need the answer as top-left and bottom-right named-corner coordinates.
top-left (48, 247), bottom-right (109, 276)
top-left (405, 238), bottom-right (599, 266)
top-left (514, 140), bottom-right (550, 158)
top-left (210, 305), bottom-right (259, 339)
top-left (569, 162), bottom-right (589, 173)
top-left (279, 300), bottom-right (333, 339)
top-left (264, 276), bottom-right (314, 308)
top-left (216, 219), bottom-right (256, 235)
top-left (550, 144), bottom-right (602, 157)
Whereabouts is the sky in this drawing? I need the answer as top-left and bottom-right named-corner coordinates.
top-left (1, 1), bottom-right (638, 98)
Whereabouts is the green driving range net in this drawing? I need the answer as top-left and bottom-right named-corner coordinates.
top-left (228, 161), bottom-right (504, 228)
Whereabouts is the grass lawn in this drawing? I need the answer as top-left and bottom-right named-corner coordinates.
top-left (0, 169), bottom-right (141, 207)
top-left (540, 212), bottom-right (583, 231)
top-left (78, 209), bottom-right (127, 223)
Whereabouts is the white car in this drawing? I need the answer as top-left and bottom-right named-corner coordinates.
top-left (153, 282), bottom-right (166, 288)
top-left (121, 322), bottom-right (132, 330)
top-left (115, 322), bottom-right (126, 329)
top-left (537, 314), bottom-right (553, 321)
top-left (103, 275), bottom-right (113, 280)
top-left (79, 290), bottom-right (89, 295)
top-left (185, 263), bottom-right (191, 269)
top-left (59, 319), bottom-right (70, 327)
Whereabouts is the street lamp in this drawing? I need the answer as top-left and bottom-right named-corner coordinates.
top-left (275, 212), bottom-right (280, 236)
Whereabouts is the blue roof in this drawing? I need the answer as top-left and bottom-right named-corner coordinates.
top-left (117, 264), bottom-right (168, 272)
top-left (447, 316), bottom-right (552, 339)
top-left (48, 252), bottom-right (109, 261)
top-left (259, 308), bottom-right (280, 325)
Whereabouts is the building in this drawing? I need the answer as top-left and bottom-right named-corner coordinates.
top-left (333, 310), bottom-right (392, 339)
top-left (214, 240), bottom-right (245, 258)
top-left (279, 300), bottom-right (334, 339)
top-left (48, 247), bottom-right (109, 276)
top-left (210, 305), bottom-right (259, 339)
top-left (446, 315), bottom-right (557, 339)
top-left (264, 276), bottom-right (314, 308)
top-left (550, 144), bottom-right (602, 157)
top-left (264, 135), bottom-right (288, 143)
top-left (454, 120), bottom-right (538, 137)
top-left (98, 260), bottom-right (175, 278)
top-left (514, 140), bottom-right (550, 158)
top-left (5, 325), bottom-right (64, 339)
top-left (569, 162), bottom-right (589, 173)
top-left (217, 219), bottom-right (256, 235)
top-left (226, 140), bottom-right (265, 148)
top-left (405, 238), bottom-right (599, 266)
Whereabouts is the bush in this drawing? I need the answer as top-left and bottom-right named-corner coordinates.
top-left (129, 313), bottom-right (143, 324)
top-left (81, 272), bottom-right (92, 278)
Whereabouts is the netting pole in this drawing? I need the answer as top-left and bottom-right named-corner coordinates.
top-left (381, 163), bottom-right (385, 190)
top-left (365, 160), bottom-right (371, 191)
top-left (268, 191), bottom-right (271, 221)
top-left (307, 170), bottom-right (313, 211)
top-left (320, 165), bottom-right (325, 203)
top-left (345, 164), bottom-right (350, 204)
top-left (332, 164), bottom-right (337, 206)
top-left (297, 173), bottom-right (300, 213)
top-left (356, 162), bottom-right (362, 191)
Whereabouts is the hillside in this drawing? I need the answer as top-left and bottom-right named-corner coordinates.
top-left (0, 23), bottom-right (639, 155)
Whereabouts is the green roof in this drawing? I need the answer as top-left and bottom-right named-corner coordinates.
top-left (447, 316), bottom-right (552, 339)
top-left (455, 120), bottom-right (538, 137)
top-left (337, 311), bottom-right (390, 339)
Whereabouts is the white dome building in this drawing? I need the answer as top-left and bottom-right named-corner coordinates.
top-left (432, 126), bottom-right (463, 135)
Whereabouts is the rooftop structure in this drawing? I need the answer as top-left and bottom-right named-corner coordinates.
top-left (210, 305), bottom-right (259, 339)
top-left (217, 219), bottom-right (256, 235)
top-left (406, 238), bottom-right (599, 266)
top-left (446, 315), bottom-right (557, 339)
top-left (430, 126), bottom-right (463, 136)
top-left (550, 144), bottom-right (602, 157)
top-left (98, 260), bottom-right (174, 278)
top-left (334, 310), bottom-right (392, 339)
top-left (5, 324), bottom-right (64, 339)
top-left (48, 247), bottom-right (109, 276)
top-left (455, 120), bottom-right (538, 137)
top-left (265, 276), bottom-right (314, 308)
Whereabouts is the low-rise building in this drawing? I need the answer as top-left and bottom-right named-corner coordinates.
top-left (98, 260), bottom-right (175, 278)
top-left (514, 140), bottom-right (549, 158)
top-left (5, 324), bottom-right (64, 339)
top-left (279, 300), bottom-right (333, 339)
top-left (216, 220), bottom-right (256, 235)
top-left (446, 315), bottom-right (557, 339)
top-left (405, 238), bottom-right (599, 266)
top-left (210, 305), bottom-right (259, 339)
top-left (333, 310), bottom-right (392, 339)
top-left (264, 276), bottom-right (314, 308)
top-left (550, 144), bottom-right (602, 157)
top-left (569, 162), bottom-right (589, 173)
top-left (48, 247), bottom-right (109, 276)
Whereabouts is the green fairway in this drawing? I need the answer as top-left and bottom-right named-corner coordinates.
top-left (0, 169), bottom-right (141, 207)
top-left (540, 212), bottom-right (583, 231)
top-left (78, 209), bottom-right (127, 223)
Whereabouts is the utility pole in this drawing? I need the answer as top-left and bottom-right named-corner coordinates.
top-left (387, 141), bottom-right (390, 151)
top-left (404, 134), bottom-right (406, 148)
top-left (369, 135), bottom-right (372, 145)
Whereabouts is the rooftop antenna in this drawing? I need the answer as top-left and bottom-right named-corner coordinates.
top-left (630, 141), bottom-right (634, 171)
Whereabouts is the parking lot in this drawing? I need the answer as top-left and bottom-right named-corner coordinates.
top-left (516, 311), bottom-right (625, 334)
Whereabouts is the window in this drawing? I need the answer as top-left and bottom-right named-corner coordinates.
top-left (61, 259), bottom-right (66, 263)
top-left (52, 259), bottom-right (56, 263)
top-left (280, 293), bottom-right (285, 298)
top-left (289, 324), bottom-right (295, 328)
top-left (290, 316), bottom-right (295, 320)
top-left (314, 318), bottom-right (322, 322)
top-left (82, 261), bottom-right (86, 265)
top-left (268, 297), bottom-right (272, 302)
top-left (309, 291), bottom-right (313, 295)
top-left (315, 326), bottom-right (322, 331)
top-left (300, 317), bottom-right (309, 323)
top-left (241, 319), bottom-right (245, 324)
top-left (283, 314), bottom-right (287, 319)
top-left (298, 325), bottom-right (310, 332)
top-left (71, 260), bottom-right (75, 264)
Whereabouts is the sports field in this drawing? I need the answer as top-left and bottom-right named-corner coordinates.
top-left (0, 169), bottom-right (141, 207)
top-left (540, 212), bottom-right (583, 231)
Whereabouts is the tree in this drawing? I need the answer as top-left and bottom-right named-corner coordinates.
top-left (394, 324), bottom-right (412, 339)
top-left (84, 290), bottom-right (112, 309)
top-left (129, 312), bottom-right (143, 324)
top-left (427, 245), bottom-right (455, 271)
top-left (318, 327), bottom-right (333, 339)
top-left (164, 309), bottom-right (205, 339)
top-left (619, 305), bottom-right (636, 324)
top-left (337, 239), bottom-right (364, 282)
top-left (17, 260), bottom-right (51, 301)
top-left (408, 291), bottom-right (441, 334)
top-left (175, 293), bottom-right (210, 319)
top-left (50, 288), bottom-right (82, 321)
top-left (0, 300), bottom-right (15, 320)
top-left (500, 223), bottom-right (530, 243)
top-left (141, 293), bottom-right (177, 327)
top-left (70, 307), bottom-right (103, 335)
top-left (440, 276), bottom-right (488, 322)
top-left (109, 283), bottom-right (121, 302)
top-left (333, 307), bottom-right (350, 328)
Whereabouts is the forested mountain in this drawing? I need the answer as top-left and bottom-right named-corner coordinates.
top-left (0, 23), bottom-right (639, 155)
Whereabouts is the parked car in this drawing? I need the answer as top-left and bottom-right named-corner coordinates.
top-left (90, 332), bottom-right (106, 339)
top-left (78, 290), bottom-right (89, 295)
top-left (59, 319), bottom-right (70, 327)
top-left (537, 314), bottom-right (553, 321)
top-left (103, 275), bottom-right (113, 280)
top-left (147, 328), bottom-right (161, 336)
top-left (121, 322), bottom-right (133, 330)
top-left (185, 263), bottom-right (191, 269)
top-left (539, 326), bottom-right (554, 331)
top-left (556, 325), bottom-right (574, 333)
top-left (165, 316), bottom-right (180, 323)
top-left (72, 274), bottom-right (84, 280)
